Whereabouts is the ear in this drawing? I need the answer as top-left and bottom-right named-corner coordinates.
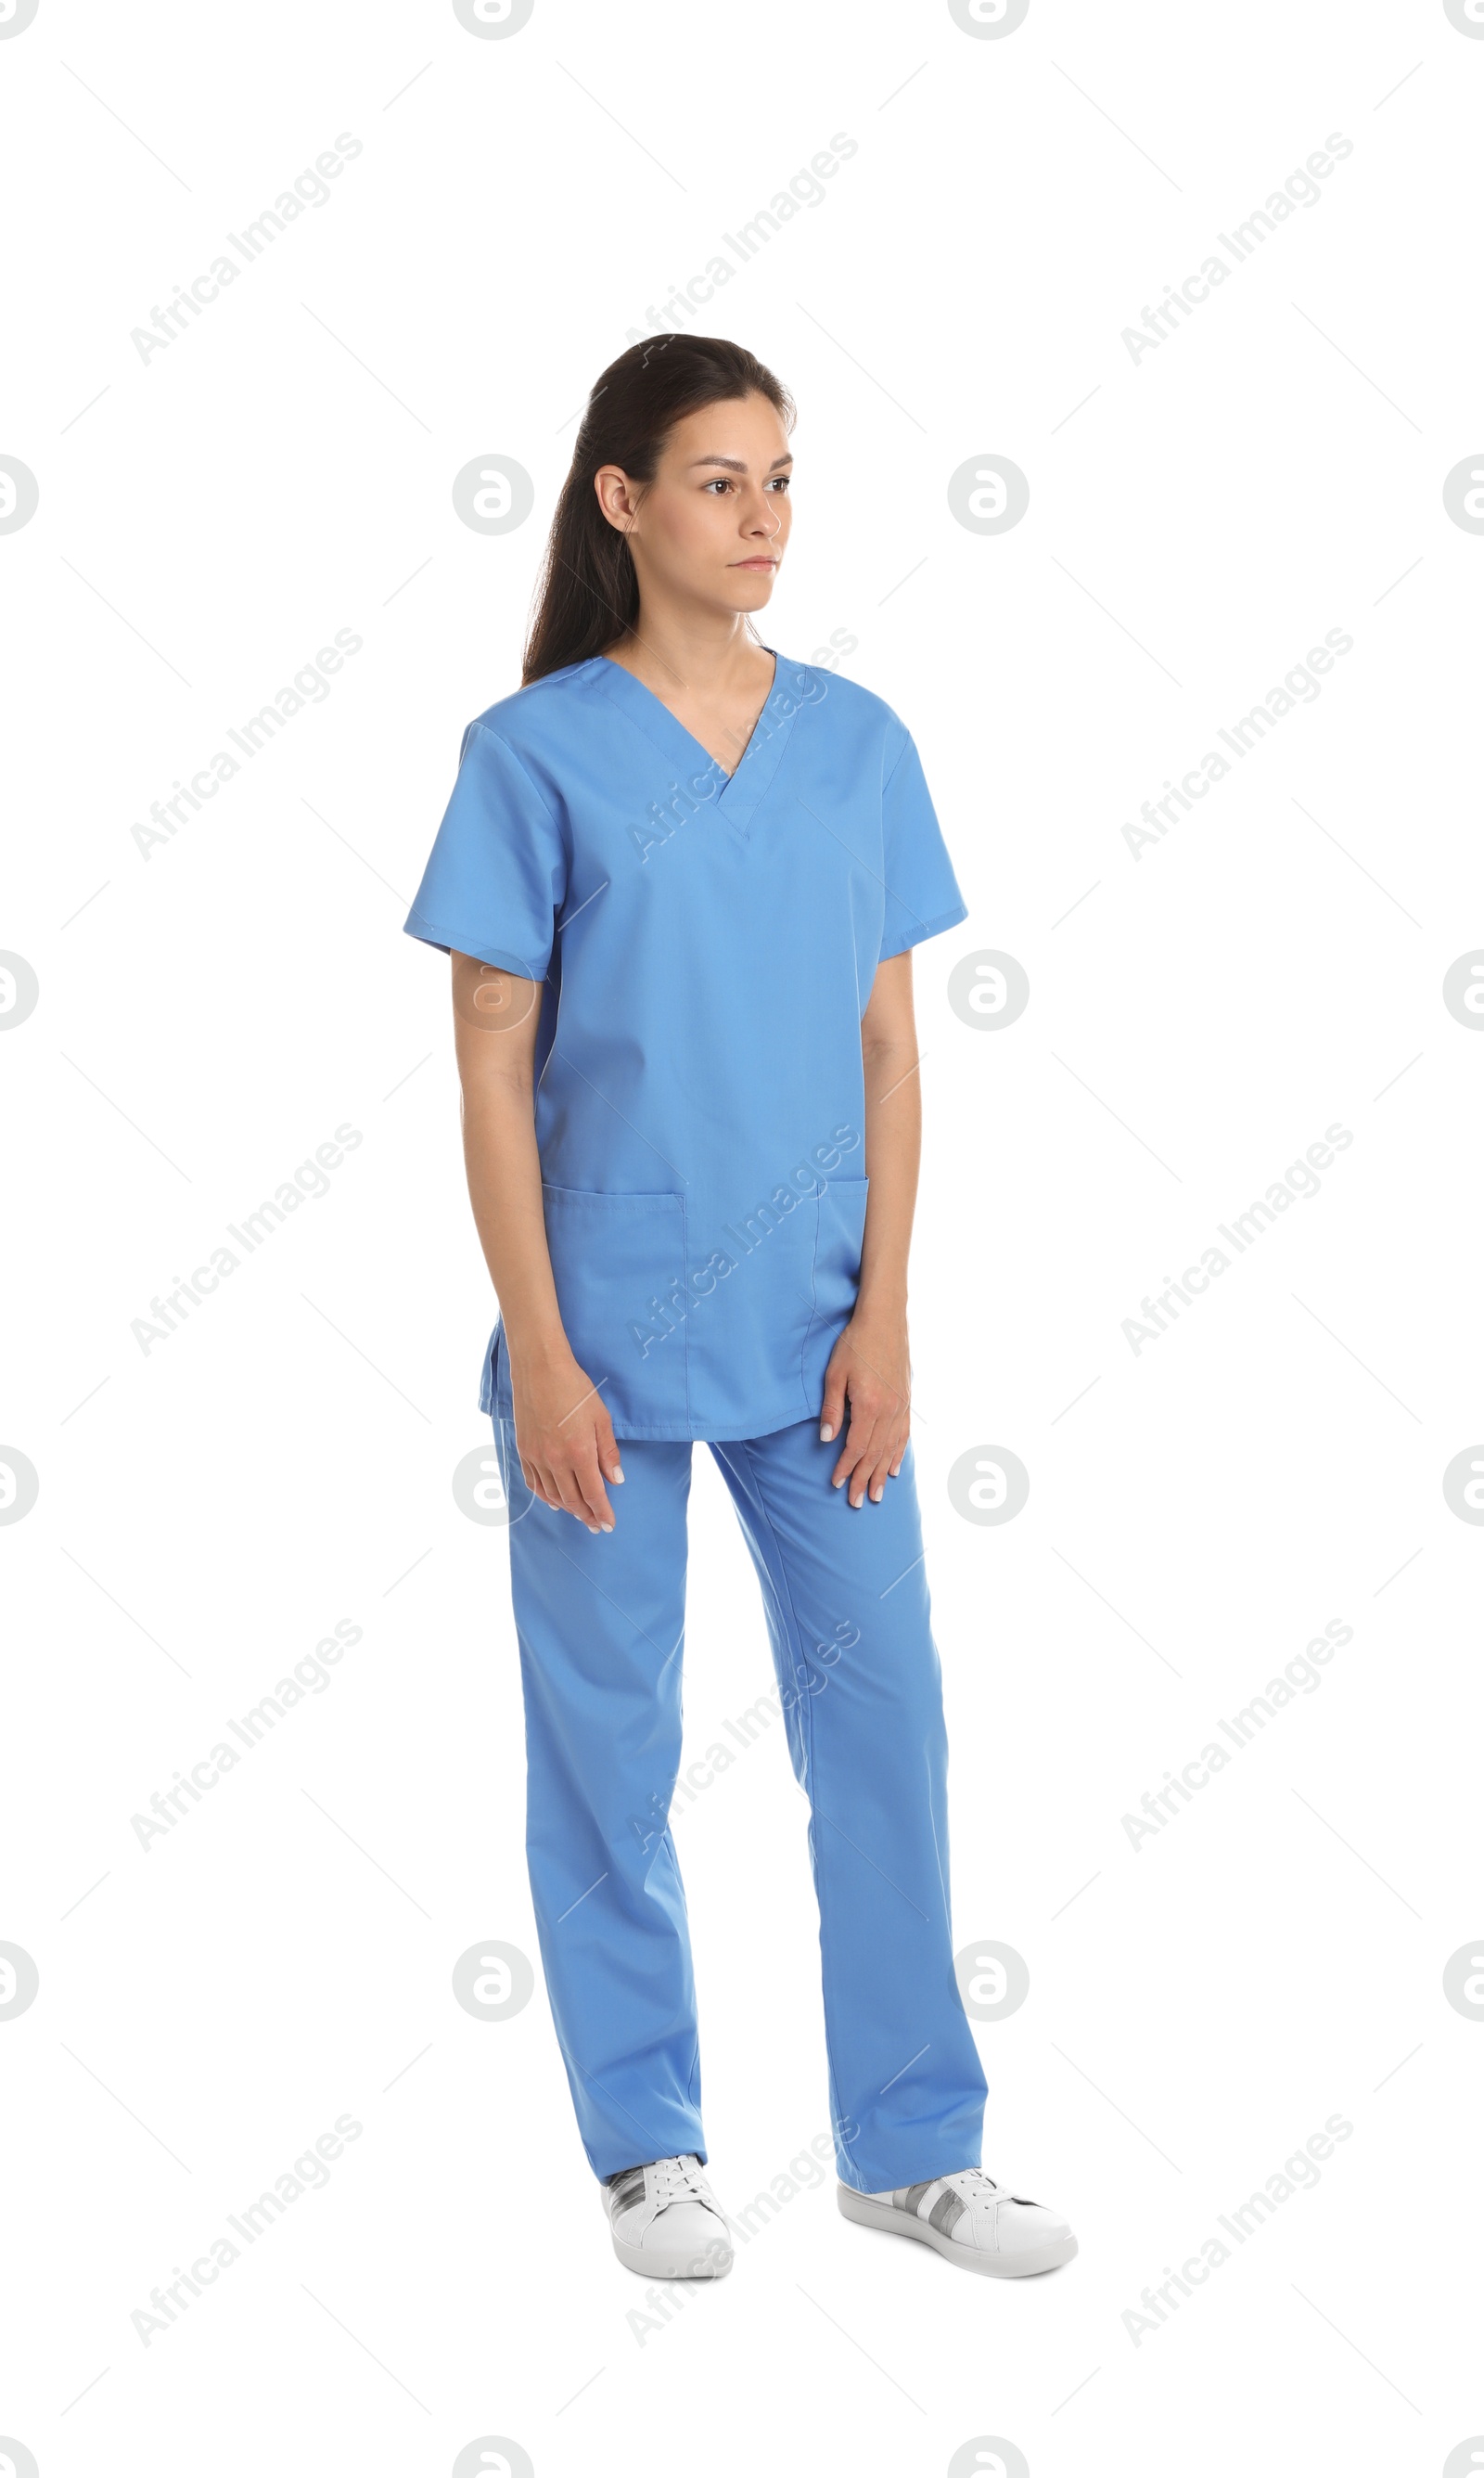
top-left (593, 465), bottom-right (637, 533)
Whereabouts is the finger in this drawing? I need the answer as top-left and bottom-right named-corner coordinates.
top-left (830, 1425), bottom-right (869, 1493)
top-left (528, 1459), bottom-right (561, 1511)
top-left (595, 1413), bottom-right (625, 1486)
top-left (572, 1446), bottom-right (616, 1532)
top-left (829, 1378), bottom-right (862, 1488)
top-left (848, 1437), bottom-right (885, 1507)
top-left (835, 1414), bottom-right (885, 1504)
top-left (551, 1463), bottom-right (601, 1530)
top-left (819, 1365), bottom-right (848, 1443)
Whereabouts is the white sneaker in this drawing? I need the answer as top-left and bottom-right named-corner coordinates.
top-left (838, 2169), bottom-right (1077, 2277)
top-left (602, 2154), bottom-right (735, 2279)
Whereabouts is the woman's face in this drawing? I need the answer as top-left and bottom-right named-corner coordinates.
top-left (595, 391), bottom-right (793, 622)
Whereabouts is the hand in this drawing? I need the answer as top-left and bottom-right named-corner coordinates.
top-left (510, 1342), bottom-right (624, 1532)
top-left (819, 1309), bottom-right (911, 1507)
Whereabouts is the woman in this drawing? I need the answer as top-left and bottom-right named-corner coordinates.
top-left (404, 336), bottom-right (1076, 2285)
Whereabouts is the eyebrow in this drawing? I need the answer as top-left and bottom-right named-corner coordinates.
top-left (685, 453), bottom-right (795, 473)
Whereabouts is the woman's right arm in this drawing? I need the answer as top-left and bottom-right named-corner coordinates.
top-left (451, 950), bottom-right (622, 1532)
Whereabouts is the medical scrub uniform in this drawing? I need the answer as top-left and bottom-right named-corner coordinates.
top-left (404, 649), bottom-right (989, 2192)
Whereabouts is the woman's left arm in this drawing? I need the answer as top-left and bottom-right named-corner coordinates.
top-left (820, 949), bottom-right (919, 1505)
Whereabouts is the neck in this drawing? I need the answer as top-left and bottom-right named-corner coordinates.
top-left (608, 607), bottom-right (769, 696)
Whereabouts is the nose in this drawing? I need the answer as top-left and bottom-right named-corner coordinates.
top-left (743, 490), bottom-right (782, 539)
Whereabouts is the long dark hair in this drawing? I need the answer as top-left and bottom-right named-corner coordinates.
top-left (522, 336), bottom-right (794, 686)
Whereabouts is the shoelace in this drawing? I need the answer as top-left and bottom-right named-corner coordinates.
top-left (648, 2154), bottom-right (713, 2209)
top-left (942, 2169), bottom-right (1032, 2209)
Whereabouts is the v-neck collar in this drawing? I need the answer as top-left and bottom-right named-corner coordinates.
top-left (589, 645), bottom-right (805, 841)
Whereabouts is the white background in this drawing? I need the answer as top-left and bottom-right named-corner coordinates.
top-left (3, 1), bottom-right (1482, 2472)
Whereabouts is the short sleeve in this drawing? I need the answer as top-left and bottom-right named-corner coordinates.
top-left (876, 725), bottom-right (968, 962)
top-left (403, 721), bottom-right (567, 981)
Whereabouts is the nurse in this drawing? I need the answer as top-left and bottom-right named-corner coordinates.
top-left (404, 335), bottom-right (1077, 2285)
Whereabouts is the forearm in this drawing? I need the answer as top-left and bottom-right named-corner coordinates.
top-left (458, 1072), bottom-right (571, 1362)
top-left (450, 956), bottom-right (570, 1367)
top-left (856, 1034), bottom-right (921, 1316)
top-left (448, 955), bottom-right (618, 1528)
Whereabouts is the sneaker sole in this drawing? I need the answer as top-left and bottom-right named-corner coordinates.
top-left (609, 2228), bottom-right (734, 2280)
top-left (837, 2185), bottom-right (1077, 2278)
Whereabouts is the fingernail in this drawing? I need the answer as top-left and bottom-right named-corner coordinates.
top-left (602, 1522), bottom-right (614, 1534)
top-left (871, 1486), bottom-right (882, 1502)
top-left (819, 1424), bottom-right (834, 1442)
top-left (612, 1467), bottom-right (625, 1483)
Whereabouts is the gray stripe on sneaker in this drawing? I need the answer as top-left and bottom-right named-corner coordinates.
top-left (928, 2188), bottom-right (966, 2235)
top-left (903, 2181), bottom-right (937, 2214)
top-left (608, 2171), bottom-right (646, 2214)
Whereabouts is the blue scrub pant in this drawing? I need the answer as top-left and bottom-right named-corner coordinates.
top-left (491, 1413), bottom-right (988, 2194)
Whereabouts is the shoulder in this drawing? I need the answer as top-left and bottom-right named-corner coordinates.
top-left (462, 660), bottom-right (601, 764)
top-left (435, 668), bottom-right (601, 842)
top-left (453, 665), bottom-right (607, 825)
top-left (786, 659), bottom-right (912, 771)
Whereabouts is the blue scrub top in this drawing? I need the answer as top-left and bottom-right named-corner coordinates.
top-left (403, 649), bottom-right (968, 1440)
